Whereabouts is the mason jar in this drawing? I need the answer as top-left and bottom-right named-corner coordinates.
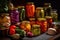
top-left (36, 7), bottom-right (44, 18)
top-left (18, 6), bottom-right (26, 21)
top-left (26, 2), bottom-right (35, 18)
top-left (44, 3), bottom-right (52, 16)
top-left (51, 9), bottom-right (58, 22)
top-left (36, 18), bottom-right (47, 33)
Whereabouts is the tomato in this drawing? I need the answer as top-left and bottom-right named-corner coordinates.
top-left (9, 28), bottom-right (16, 35)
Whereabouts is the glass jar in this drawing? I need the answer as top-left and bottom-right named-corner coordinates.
top-left (26, 2), bottom-right (35, 18)
top-left (20, 21), bottom-right (31, 32)
top-left (36, 18), bottom-right (47, 33)
top-left (36, 7), bottom-right (44, 18)
top-left (1, 13), bottom-right (11, 27)
top-left (45, 16), bottom-right (53, 28)
top-left (29, 18), bottom-right (36, 25)
top-left (31, 24), bottom-right (41, 36)
top-left (18, 6), bottom-right (26, 21)
top-left (51, 9), bottom-right (58, 22)
top-left (9, 8), bottom-right (19, 25)
top-left (44, 3), bottom-right (52, 16)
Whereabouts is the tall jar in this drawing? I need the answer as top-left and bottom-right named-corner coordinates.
top-left (44, 3), bottom-right (52, 16)
top-left (10, 8), bottom-right (19, 25)
top-left (36, 7), bottom-right (44, 18)
top-left (9, 3), bottom-right (19, 24)
top-left (18, 6), bottom-right (26, 21)
top-left (26, 2), bottom-right (35, 18)
top-left (36, 18), bottom-right (47, 33)
top-left (51, 9), bottom-right (58, 22)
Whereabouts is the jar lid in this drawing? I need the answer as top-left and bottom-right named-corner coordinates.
top-left (22, 21), bottom-right (30, 23)
top-left (44, 3), bottom-right (51, 5)
top-left (32, 24), bottom-right (40, 27)
top-left (45, 16), bottom-right (52, 18)
top-left (36, 7), bottom-right (43, 10)
top-left (27, 2), bottom-right (34, 4)
top-left (29, 18), bottom-right (35, 21)
top-left (44, 3), bottom-right (51, 7)
top-left (18, 6), bottom-right (25, 8)
top-left (37, 18), bottom-right (46, 21)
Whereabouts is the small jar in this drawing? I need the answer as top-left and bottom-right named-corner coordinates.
top-left (20, 21), bottom-right (31, 32)
top-left (36, 7), bottom-right (44, 18)
top-left (29, 18), bottom-right (36, 25)
top-left (45, 16), bottom-right (53, 28)
top-left (31, 24), bottom-right (41, 36)
top-left (51, 9), bottom-right (58, 22)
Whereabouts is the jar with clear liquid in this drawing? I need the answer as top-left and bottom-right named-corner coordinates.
top-left (51, 9), bottom-right (58, 22)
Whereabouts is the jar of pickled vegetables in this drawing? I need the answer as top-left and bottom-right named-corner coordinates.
top-left (26, 2), bottom-right (35, 18)
top-left (1, 13), bottom-right (11, 27)
top-left (31, 24), bottom-right (41, 36)
top-left (44, 3), bottom-right (52, 16)
top-left (51, 9), bottom-right (58, 22)
top-left (18, 6), bottom-right (26, 21)
top-left (10, 8), bottom-right (19, 25)
top-left (45, 16), bottom-right (53, 28)
top-left (36, 7), bottom-right (44, 18)
top-left (20, 21), bottom-right (31, 32)
top-left (36, 18), bottom-right (47, 33)
top-left (29, 18), bottom-right (36, 25)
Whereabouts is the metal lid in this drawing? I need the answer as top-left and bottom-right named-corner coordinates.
top-left (22, 21), bottom-right (30, 24)
top-left (45, 16), bottom-right (52, 18)
top-left (18, 6), bottom-right (25, 8)
top-left (44, 3), bottom-right (51, 5)
top-left (37, 18), bottom-right (46, 21)
top-left (32, 24), bottom-right (40, 27)
top-left (29, 18), bottom-right (35, 21)
top-left (27, 2), bottom-right (34, 5)
top-left (36, 7), bottom-right (43, 10)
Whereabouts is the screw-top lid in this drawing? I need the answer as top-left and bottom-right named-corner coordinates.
top-left (18, 6), bottom-right (25, 8)
top-left (36, 7), bottom-right (43, 10)
top-left (32, 24), bottom-right (40, 27)
top-left (29, 18), bottom-right (35, 21)
top-left (37, 18), bottom-right (46, 21)
top-left (44, 3), bottom-right (51, 7)
top-left (27, 2), bottom-right (34, 5)
top-left (22, 21), bottom-right (30, 24)
top-left (45, 16), bottom-right (52, 18)
top-left (44, 3), bottom-right (51, 5)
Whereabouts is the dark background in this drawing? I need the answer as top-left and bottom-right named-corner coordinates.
top-left (11, 0), bottom-right (60, 20)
